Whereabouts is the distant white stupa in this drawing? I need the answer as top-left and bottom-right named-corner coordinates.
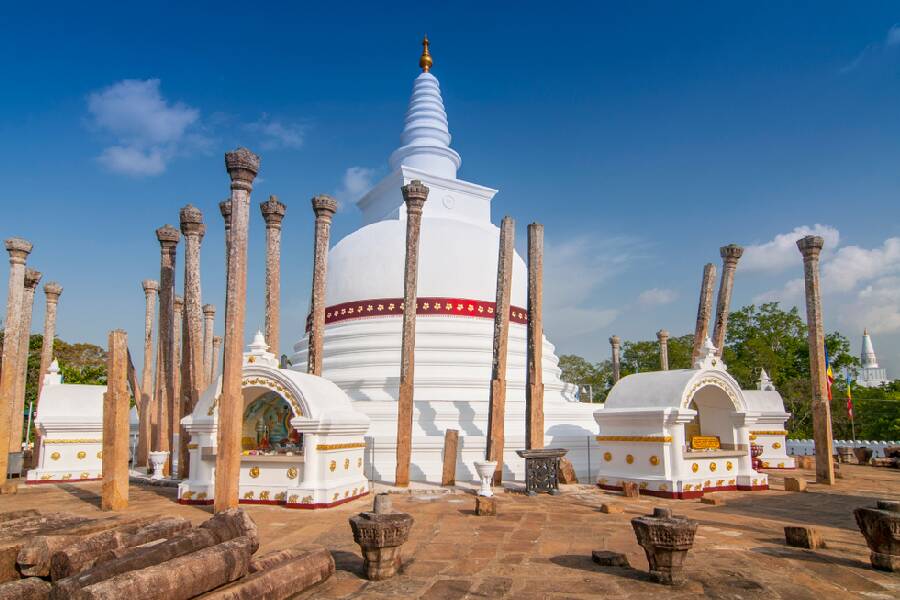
top-left (857, 329), bottom-right (889, 388)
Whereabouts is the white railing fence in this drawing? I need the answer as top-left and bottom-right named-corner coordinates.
top-left (786, 439), bottom-right (899, 458)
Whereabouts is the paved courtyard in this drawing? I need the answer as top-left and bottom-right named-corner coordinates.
top-left (2, 464), bottom-right (898, 599)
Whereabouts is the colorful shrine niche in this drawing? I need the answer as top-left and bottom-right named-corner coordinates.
top-left (241, 391), bottom-right (303, 455)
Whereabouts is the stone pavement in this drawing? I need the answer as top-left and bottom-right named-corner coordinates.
top-left (2, 464), bottom-right (899, 599)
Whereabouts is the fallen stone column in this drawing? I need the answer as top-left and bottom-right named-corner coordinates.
top-left (0, 510), bottom-right (38, 523)
top-left (76, 536), bottom-right (253, 600)
top-left (0, 577), bottom-right (50, 600)
top-left (202, 545), bottom-right (334, 599)
top-left (51, 510), bottom-right (256, 598)
top-left (18, 517), bottom-right (152, 577)
top-left (50, 517), bottom-right (190, 580)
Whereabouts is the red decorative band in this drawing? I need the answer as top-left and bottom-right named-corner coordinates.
top-left (595, 482), bottom-right (767, 500)
top-left (305, 297), bottom-right (527, 332)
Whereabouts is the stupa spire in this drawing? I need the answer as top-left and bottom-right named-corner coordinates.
top-left (861, 329), bottom-right (879, 369)
top-left (389, 36), bottom-right (461, 179)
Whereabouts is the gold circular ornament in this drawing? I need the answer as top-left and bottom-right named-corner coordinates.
top-left (691, 463), bottom-right (699, 473)
top-left (710, 462), bottom-right (717, 472)
top-left (77, 451), bottom-right (87, 459)
top-left (649, 455), bottom-right (659, 466)
top-left (287, 467), bottom-right (298, 480)
top-left (249, 466), bottom-right (260, 478)
top-left (772, 442), bottom-right (782, 449)
top-left (329, 460), bottom-right (336, 472)
top-left (357, 457), bottom-right (362, 468)
top-left (96, 451), bottom-right (103, 459)
top-left (603, 452), bottom-right (612, 462)
top-left (50, 452), bottom-right (60, 461)
top-left (344, 458), bottom-right (350, 470)
top-left (726, 461), bottom-right (733, 471)
top-left (625, 454), bottom-right (634, 464)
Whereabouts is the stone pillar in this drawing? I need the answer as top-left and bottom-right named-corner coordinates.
top-left (712, 245), bottom-right (743, 357)
top-left (136, 280), bottom-right (158, 469)
top-left (260, 196), bottom-right (286, 356)
top-left (609, 336), bottom-right (621, 383)
top-left (0, 237), bottom-right (32, 487)
top-left (32, 281), bottom-right (62, 467)
top-left (307, 195), bottom-right (337, 376)
top-left (102, 329), bottom-right (129, 511)
top-left (215, 148), bottom-right (259, 512)
top-left (172, 294), bottom-right (183, 473)
top-left (526, 223), bottom-right (544, 450)
top-left (796, 235), bottom-right (835, 485)
top-left (691, 263), bottom-right (717, 364)
top-left (394, 180), bottom-right (428, 487)
top-left (9, 268), bottom-right (41, 454)
top-left (202, 304), bottom-right (215, 384)
top-left (154, 224), bottom-right (180, 476)
top-left (179, 206), bottom-right (205, 478)
top-left (211, 335), bottom-right (222, 381)
top-left (487, 216), bottom-right (514, 484)
top-left (219, 200), bottom-right (232, 271)
top-left (657, 329), bottom-right (669, 371)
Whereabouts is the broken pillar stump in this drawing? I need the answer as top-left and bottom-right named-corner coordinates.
top-left (202, 545), bottom-right (334, 599)
top-left (854, 500), bottom-right (900, 572)
top-left (853, 447), bottom-right (873, 465)
top-left (440, 429), bottom-right (459, 487)
top-left (784, 477), bottom-right (807, 492)
top-left (591, 550), bottom-right (630, 567)
top-left (600, 503), bottom-right (623, 514)
top-left (700, 495), bottom-right (724, 506)
top-left (558, 457), bottom-right (578, 484)
top-left (348, 494), bottom-right (414, 581)
top-left (622, 482), bottom-right (640, 498)
top-left (784, 526), bottom-right (825, 549)
top-left (475, 496), bottom-right (497, 516)
top-left (631, 507), bottom-right (698, 585)
top-left (0, 577), bottom-right (50, 600)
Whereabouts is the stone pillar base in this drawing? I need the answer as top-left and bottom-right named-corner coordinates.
top-left (871, 551), bottom-right (899, 572)
top-left (475, 496), bottom-right (497, 516)
top-left (361, 546), bottom-right (402, 580)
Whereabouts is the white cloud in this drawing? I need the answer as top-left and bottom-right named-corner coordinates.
top-left (245, 114), bottom-right (304, 150)
top-left (87, 79), bottom-right (199, 176)
top-left (840, 276), bottom-right (900, 335)
top-left (335, 167), bottom-right (376, 208)
top-left (821, 237), bottom-right (900, 293)
top-left (742, 224), bottom-right (840, 273)
top-left (637, 288), bottom-right (677, 307)
top-left (887, 24), bottom-right (900, 46)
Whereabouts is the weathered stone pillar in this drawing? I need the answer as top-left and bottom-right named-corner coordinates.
top-left (0, 237), bottom-right (32, 486)
top-left (691, 263), bottom-right (717, 364)
top-left (219, 200), bottom-right (232, 271)
top-left (154, 224), bottom-right (180, 476)
top-left (260, 196), bottom-right (286, 356)
top-left (215, 148), bottom-right (259, 512)
top-left (307, 195), bottom-right (337, 377)
top-left (610, 336), bottom-right (621, 383)
top-left (32, 281), bottom-right (62, 467)
top-left (526, 222), bottom-right (544, 450)
top-left (172, 294), bottom-right (183, 473)
top-left (136, 280), bottom-right (158, 469)
top-left (797, 235), bottom-right (835, 485)
top-left (487, 216), bottom-right (514, 485)
top-left (211, 335), bottom-right (222, 381)
top-left (657, 329), bottom-right (669, 371)
top-left (395, 180), bottom-right (428, 487)
top-left (35, 282), bottom-right (62, 404)
top-left (202, 304), bottom-right (215, 384)
top-left (712, 245), bottom-right (743, 357)
top-left (9, 268), bottom-right (41, 454)
top-left (179, 206), bottom-right (205, 478)
top-left (102, 329), bottom-right (129, 511)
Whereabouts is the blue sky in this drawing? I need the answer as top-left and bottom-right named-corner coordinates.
top-left (1, 2), bottom-right (900, 376)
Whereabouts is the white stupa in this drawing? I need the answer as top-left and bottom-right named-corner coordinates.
top-left (289, 38), bottom-right (598, 483)
top-left (857, 329), bottom-right (889, 388)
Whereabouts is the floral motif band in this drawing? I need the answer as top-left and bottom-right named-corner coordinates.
top-left (305, 297), bottom-right (528, 332)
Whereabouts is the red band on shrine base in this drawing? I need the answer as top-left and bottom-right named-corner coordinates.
top-left (306, 297), bottom-right (527, 332)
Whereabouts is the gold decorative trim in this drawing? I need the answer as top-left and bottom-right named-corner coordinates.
top-left (726, 461), bottom-right (733, 471)
top-left (343, 458), bottom-right (350, 470)
top-left (287, 467), bottom-right (298, 480)
top-left (50, 452), bottom-right (60, 461)
top-left (603, 452), bottom-right (612, 462)
top-left (44, 439), bottom-right (102, 444)
top-left (750, 430), bottom-right (788, 436)
top-left (259, 490), bottom-right (270, 500)
top-left (710, 462), bottom-right (717, 472)
top-left (187, 443), bottom-right (198, 449)
top-left (329, 460), bottom-right (336, 472)
top-left (772, 442), bottom-right (782, 449)
top-left (625, 454), bottom-right (634, 465)
top-left (595, 435), bottom-right (672, 443)
top-left (243, 491), bottom-right (254, 499)
top-left (249, 466), bottom-right (260, 478)
top-left (357, 457), bottom-right (362, 468)
top-left (96, 451), bottom-right (102, 459)
top-left (61, 473), bottom-right (72, 480)
top-left (649, 455), bottom-right (659, 466)
top-left (683, 376), bottom-right (740, 410)
top-left (288, 494), bottom-right (299, 503)
top-left (316, 442), bottom-right (366, 451)
top-left (80, 472), bottom-right (90, 479)
top-left (691, 463), bottom-right (699, 473)
top-left (77, 451), bottom-right (86, 459)
top-left (197, 492), bottom-right (207, 500)
top-left (182, 491), bottom-right (195, 500)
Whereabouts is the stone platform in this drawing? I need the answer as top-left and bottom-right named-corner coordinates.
top-left (0, 464), bottom-right (897, 598)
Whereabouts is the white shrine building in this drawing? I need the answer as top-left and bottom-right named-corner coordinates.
top-left (592, 340), bottom-right (793, 499)
top-left (857, 329), bottom-right (890, 388)
top-left (289, 44), bottom-right (599, 483)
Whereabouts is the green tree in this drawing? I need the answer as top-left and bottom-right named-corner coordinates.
top-left (557, 355), bottom-right (613, 402)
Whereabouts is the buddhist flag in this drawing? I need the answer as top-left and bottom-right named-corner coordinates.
top-left (824, 344), bottom-right (834, 401)
top-left (846, 375), bottom-right (854, 420)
